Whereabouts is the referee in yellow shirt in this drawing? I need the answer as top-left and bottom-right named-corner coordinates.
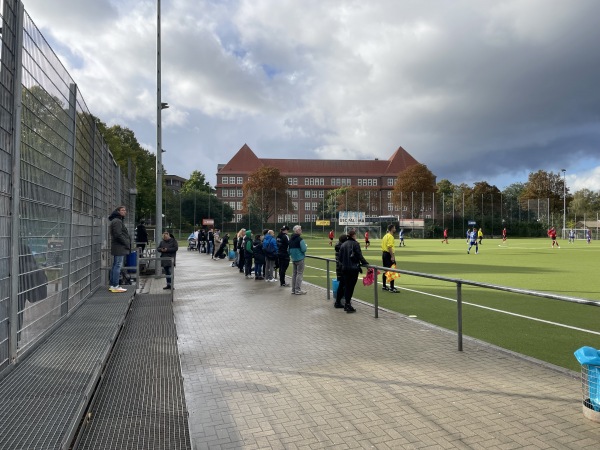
top-left (381, 224), bottom-right (399, 293)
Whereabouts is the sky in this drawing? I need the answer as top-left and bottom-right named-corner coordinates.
top-left (21, 0), bottom-right (600, 193)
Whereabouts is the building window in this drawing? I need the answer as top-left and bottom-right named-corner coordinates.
top-left (305, 178), bottom-right (310, 185)
top-left (222, 176), bottom-right (228, 184)
top-left (229, 202), bottom-right (236, 209)
top-left (387, 178), bottom-right (396, 186)
top-left (304, 214), bottom-right (311, 222)
top-left (236, 214), bottom-right (243, 222)
top-left (291, 190), bottom-right (298, 198)
top-left (305, 203), bottom-right (311, 211)
top-left (222, 190), bottom-right (228, 197)
top-left (387, 191), bottom-right (392, 198)
top-left (291, 214), bottom-right (298, 222)
top-left (312, 191), bottom-right (317, 198)
top-left (388, 203), bottom-right (394, 211)
top-left (304, 190), bottom-right (311, 198)
top-left (293, 178), bottom-right (298, 185)
top-left (319, 190), bottom-right (324, 198)
top-left (312, 202), bottom-right (318, 211)
top-left (237, 176), bottom-right (243, 184)
top-left (292, 202), bottom-right (298, 211)
top-left (237, 189), bottom-right (243, 197)
top-left (237, 202), bottom-right (242, 210)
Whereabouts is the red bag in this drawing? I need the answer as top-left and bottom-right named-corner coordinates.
top-left (362, 268), bottom-right (376, 286)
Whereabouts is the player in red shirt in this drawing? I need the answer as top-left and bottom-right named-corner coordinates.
top-left (441, 228), bottom-right (449, 244)
top-left (547, 227), bottom-right (560, 248)
top-left (364, 231), bottom-right (370, 249)
top-left (328, 230), bottom-right (334, 246)
top-left (502, 227), bottom-right (507, 242)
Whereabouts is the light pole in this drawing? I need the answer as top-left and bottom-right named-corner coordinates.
top-left (562, 168), bottom-right (566, 236)
top-left (155, 0), bottom-right (169, 240)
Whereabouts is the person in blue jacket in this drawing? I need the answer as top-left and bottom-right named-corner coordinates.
top-left (263, 230), bottom-right (279, 282)
top-left (288, 225), bottom-right (308, 295)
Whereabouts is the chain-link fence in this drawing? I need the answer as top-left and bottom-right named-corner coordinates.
top-left (0, 0), bottom-right (136, 372)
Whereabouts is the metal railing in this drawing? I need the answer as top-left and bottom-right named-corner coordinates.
top-left (305, 255), bottom-right (600, 351)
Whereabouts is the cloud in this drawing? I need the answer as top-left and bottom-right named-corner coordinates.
top-left (22, 0), bottom-right (600, 190)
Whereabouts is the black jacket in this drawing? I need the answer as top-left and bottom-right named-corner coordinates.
top-left (158, 237), bottom-right (178, 267)
top-left (109, 210), bottom-right (131, 256)
top-left (252, 238), bottom-right (265, 264)
top-left (338, 237), bottom-right (368, 272)
top-left (276, 232), bottom-right (290, 258)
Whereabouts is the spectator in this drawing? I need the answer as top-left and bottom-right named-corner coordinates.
top-left (334, 234), bottom-right (348, 308)
top-left (108, 206), bottom-right (130, 293)
top-left (288, 225), bottom-right (308, 295)
top-left (277, 226), bottom-right (291, 287)
top-left (338, 229), bottom-right (368, 313)
top-left (263, 230), bottom-right (279, 282)
top-left (157, 231), bottom-right (178, 289)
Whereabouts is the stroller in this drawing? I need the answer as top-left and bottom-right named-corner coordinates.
top-left (187, 238), bottom-right (197, 251)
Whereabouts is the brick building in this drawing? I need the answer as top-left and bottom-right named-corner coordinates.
top-left (216, 144), bottom-right (424, 224)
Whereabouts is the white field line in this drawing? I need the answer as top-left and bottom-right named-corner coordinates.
top-left (305, 264), bottom-right (600, 336)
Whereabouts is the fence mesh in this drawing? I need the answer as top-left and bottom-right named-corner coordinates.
top-left (0, 1), bottom-right (136, 371)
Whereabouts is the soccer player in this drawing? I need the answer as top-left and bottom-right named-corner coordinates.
top-left (364, 230), bottom-right (370, 249)
top-left (547, 227), bottom-right (560, 248)
top-left (441, 228), bottom-right (449, 244)
top-left (477, 228), bottom-right (483, 245)
top-left (587, 229), bottom-right (592, 244)
top-left (467, 228), bottom-right (479, 254)
top-left (568, 229), bottom-right (575, 244)
top-left (502, 227), bottom-right (507, 243)
top-left (328, 229), bottom-right (334, 246)
top-left (398, 228), bottom-right (405, 247)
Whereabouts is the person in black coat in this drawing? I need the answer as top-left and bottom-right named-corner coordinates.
top-left (337, 229), bottom-right (369, 313)
top-left (276, 225), bottom-right (291, 287)
top-left (157, 231), bottom-right (178, 289)
top-left (334, 234), bottom-right (348, 308)
top-left (135, 220), bottom-right (148, 255)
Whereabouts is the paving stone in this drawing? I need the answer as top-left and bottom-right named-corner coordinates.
top-left (171, 250), bottom-right (600, 449)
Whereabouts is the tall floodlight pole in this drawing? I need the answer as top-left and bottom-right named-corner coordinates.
top-left (156, 0), bottom-right (169, 239)
top-left (562, 169), bottom-right (566, 236)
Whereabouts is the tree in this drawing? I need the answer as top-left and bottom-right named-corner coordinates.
top-left (393, 164), bottom-right (437, 219)
top-left (97, 122), bottom-right (157, 222)
top-left (570, 189), bottom-right (600, 219)
top-left (242, 167), bottom-right (290, 225)
top-left (181, 170), bottom-right (211, 194)
top-left (520, 170), bottom-right (567, 215)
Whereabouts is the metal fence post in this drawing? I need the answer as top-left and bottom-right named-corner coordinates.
top-left (326, 260), bottom-right (330, 300)
top-left (374, 267), bottom-right (379, 318)
top-left (457, 281), bottom-right (463, 351)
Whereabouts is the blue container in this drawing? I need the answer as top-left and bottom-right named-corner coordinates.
top-left (575, 346), bottom-right (600, 412)
top-left (126, 251), bottom-right (137, 273)
top-left (228, 250), bottom-right (236, 260)
top-left (332, 279), bottom-right (339, 297)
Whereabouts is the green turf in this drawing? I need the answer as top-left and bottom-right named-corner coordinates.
top-left (300, 235), bottom-right (600, 371)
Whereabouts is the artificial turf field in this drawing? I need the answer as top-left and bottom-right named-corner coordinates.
top-left (299, 234), bottom-right (600, 371)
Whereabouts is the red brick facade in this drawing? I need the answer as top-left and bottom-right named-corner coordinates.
top-left (216, 144), bottom-right (423, 223)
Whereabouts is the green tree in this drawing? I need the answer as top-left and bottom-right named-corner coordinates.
top-left (181, 170), bottom-right (211, 193)
top-left (570, 189), bottom-right (600, 218)
top-left (97, 122), bottom-right (157, 221)
top-left (520, 170), bottom-right (567, 215)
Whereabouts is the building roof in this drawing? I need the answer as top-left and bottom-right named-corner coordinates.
top-left (218, 144), bottom-right (420, 177)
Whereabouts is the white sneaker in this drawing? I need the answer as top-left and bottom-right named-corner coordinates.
top-left (109, 286), bottom-right (127, 293)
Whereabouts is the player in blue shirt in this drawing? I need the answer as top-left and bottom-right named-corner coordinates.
top-left (467, 228), bottom-right (479, 254)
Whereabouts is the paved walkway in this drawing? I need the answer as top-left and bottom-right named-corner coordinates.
top-left (167, 250), bottom-right (600, 449)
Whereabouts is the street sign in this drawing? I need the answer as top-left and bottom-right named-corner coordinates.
top-left (202, 218), bottom-right (214, 226)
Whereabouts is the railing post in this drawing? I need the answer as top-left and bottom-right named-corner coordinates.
top-left (457, 281), bottom-right (463, 351)
top-left (374, 267), bottom-right (379, 318)
top-left (326, 260), bottom-right (330, 300)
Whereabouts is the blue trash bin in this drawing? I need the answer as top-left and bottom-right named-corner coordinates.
top-left (126, 251), bottom-right (137, 273)
top-left (332, 279), bottom-right (339, 297)
top-left (574, 346), bottom-right (600, 413)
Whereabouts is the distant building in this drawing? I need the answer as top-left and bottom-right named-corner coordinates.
top-left (216, 144), bottom-right (430, 224)
top-left (163, 174), bottom-right (187, 192)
